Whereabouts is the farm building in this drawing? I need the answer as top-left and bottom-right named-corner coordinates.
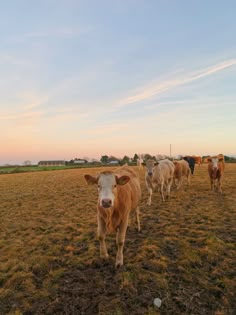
top-left (38, 160), bottom-right (65, 166)
top-left (73, 159), bottom-right (87, 164)
top-left (108, 160), bottom-right (120, 165)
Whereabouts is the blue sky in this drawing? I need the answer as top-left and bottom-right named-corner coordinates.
top-left (1, 0), bottom-right (236, 164)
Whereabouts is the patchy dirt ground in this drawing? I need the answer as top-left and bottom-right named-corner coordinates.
top-left (0, 164), bottom-right (235, 315)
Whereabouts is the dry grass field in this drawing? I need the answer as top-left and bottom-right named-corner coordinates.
top-left (0, 164), bottom-right (235, 315)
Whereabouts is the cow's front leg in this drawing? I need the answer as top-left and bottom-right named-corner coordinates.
top-left (218, 178), bottom-right (222, 193)
top-left (147, 187), bottom-right (152, 205)
top-left (160, 183), bottom-right (165, 201)
top-left (213, 179), bottom-right (217, 191)
top-left (116, 218), bottom-right (128, 268)
top-left (97, 216), bottom-right (108, 259)
top-left (135, 206), bottom-right (141, 232)
top-left (210, 178), bottom-right (214, 191)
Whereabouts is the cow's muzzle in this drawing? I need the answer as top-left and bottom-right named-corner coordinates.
top-left (101, 198), bottom-right (112, 208)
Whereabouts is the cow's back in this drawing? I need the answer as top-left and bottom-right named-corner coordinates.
top-left (174, 159), bottom-right (190, 177)
top-left (179, 159), bottom-right (190, 175)
top-left (153, 159), bottom-right (174, 182)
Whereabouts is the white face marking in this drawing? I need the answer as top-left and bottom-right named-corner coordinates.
top-left (212, 158), bottom-right (219, 169)
top-left (98, 173), bottom-right (117, 208)
top-left (145, 159), bottom-right (156, 177)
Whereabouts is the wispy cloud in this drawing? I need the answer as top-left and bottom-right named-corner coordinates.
top-left (116, 59), bottom-right (236, 107)
top-left (22, 28), bottom-right (81, 38)
top-left (11, 27), bottom-right (85, 44)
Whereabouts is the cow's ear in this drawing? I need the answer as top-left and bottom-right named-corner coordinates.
top-left (154, 162), bottom-right (159, 166)
top-left (84, 174), bottom-right (98, 185)
top-left (141, 162), bottom-right (146, 167)
top-left (218, 158), bottom-right (224, 162)
top-left (207, 158), bottom-right (212, 162)
top-left (116, 175), bottom-right (130, 186)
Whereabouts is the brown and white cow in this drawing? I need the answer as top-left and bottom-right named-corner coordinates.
top-left (173, 159), bottom-right (191, 189)
top-left (142, 159), bottom-right (175, 204)
top-left (207, 157), bottom-right (225, 193)
top-left (84, 166), bottom-right (141, 268)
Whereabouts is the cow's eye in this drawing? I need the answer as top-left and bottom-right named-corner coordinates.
top-left (114, 184), bottom-right (117, 188)
top-left (98, 185), bottom-right (100, 189)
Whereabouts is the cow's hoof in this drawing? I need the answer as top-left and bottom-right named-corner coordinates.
top-left (100, 254), bottom-right (109, 259)
top-left (115, 262), bottom-right (123, 269)
top-left (115, 258), bottom-right (123, 268)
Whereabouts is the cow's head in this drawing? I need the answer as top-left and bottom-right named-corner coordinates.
top-left (84, 172), bottom-right (130, 208)
top-left (208, 157), bottom-right (219, 176)
top-left (142, 159), bottom-right (158, 177)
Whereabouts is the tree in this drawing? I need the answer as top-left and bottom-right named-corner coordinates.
top-left (121, 155), bottom-right (130, 165)
top-left (100, 155), bottom-right (109, 164)
top-left (133, 153), bottom-right (139, 162)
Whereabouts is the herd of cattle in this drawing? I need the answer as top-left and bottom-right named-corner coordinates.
top-left (84, 154), bottom-right (225, 267)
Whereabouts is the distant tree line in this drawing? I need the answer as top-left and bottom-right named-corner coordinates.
top-left (67, 153), bottom-right (236, 166)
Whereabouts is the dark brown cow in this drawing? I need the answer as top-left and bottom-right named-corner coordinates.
top-left (208, 157), bottom-right (225, 193)
top-left (84, 166), bottom-right (141, 267)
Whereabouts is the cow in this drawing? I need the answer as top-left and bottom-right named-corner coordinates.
top-left (183, 156), bottom-right (195, 175)
top-left (207, 157), bottom-right (225, 193)
top-left (193, 156), bottom-right (202, 167)
top-left (84, 165), bottom-right (141, 268)
top-left (173, 159), bottom-right (191, 189)
top-left (142, 159), bottom-right (175, 204)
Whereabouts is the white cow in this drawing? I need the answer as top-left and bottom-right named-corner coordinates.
top-left (143, 159), bottom-right (175, 204)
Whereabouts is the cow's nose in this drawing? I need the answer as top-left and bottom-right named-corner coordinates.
top-left (148, 172), bottom-right (152, 177)
top-left (101, 199), bottom-right (112, 208)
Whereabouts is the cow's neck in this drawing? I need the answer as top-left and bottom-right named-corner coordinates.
top-left (99, 205), bottom-right (121, 232)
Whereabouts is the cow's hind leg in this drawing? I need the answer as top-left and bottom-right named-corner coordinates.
top-left (187, 171), bottom-right (191, 185)
top-left (166, 179), bottom-right (172, 199)
top-left (176, 178), bottom-right (182, 190)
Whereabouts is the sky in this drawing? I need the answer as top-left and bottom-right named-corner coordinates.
top-left (1, 0), bottom-right (236, 165)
